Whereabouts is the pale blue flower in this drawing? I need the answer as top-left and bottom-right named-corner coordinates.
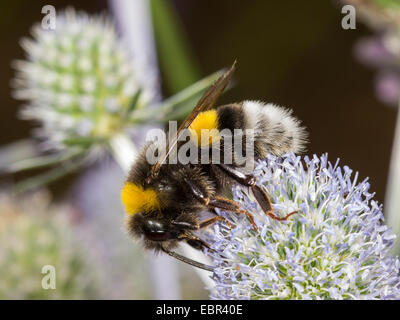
top-left (206, 153), bottom-right (400, 300)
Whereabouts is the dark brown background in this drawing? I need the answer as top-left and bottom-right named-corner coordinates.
top-left (0, 0), bottom-right (395, 204)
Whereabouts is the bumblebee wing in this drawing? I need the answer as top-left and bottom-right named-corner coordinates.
top-left (150, 60), bottom-right (236, 177)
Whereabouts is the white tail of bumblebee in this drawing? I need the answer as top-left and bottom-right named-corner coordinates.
top-left (242, 100), bottom-right (308, 156)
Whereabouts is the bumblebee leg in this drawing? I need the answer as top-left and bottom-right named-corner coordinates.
top-left (217, 163), bottom-right (297, 221)
top-left (208, 196), bottom-right (258, 230)
top-left (172, 216), bottom-right (233, 230)
top-left (252, 185), bottom-right (297, 221)
top-left (171, 220), bottom-right (199, 230)
top-left (182, 173), bottom-right (255, 228)
top-left (181, 232), bottom-right (216, 253)
top-left (161, 245), bottom-right (213, 272)
top-left (199, 215), bottom-right (234, 229)
top-left (182, 179), bottom-right (233, 229)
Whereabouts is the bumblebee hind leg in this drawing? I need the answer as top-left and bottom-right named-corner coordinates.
top-left (251, 184), bottom-right (297, 221)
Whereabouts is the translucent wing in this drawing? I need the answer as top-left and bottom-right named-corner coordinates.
top-left (149, 60), bottom-right (237, 179)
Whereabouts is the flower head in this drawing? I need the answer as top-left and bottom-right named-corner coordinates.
top-left (207, 153), bottom-right (400, 300)
top-left (13, 8), bottom-right (152, 151)
top-left (0, 191), bottom-right (102, 298)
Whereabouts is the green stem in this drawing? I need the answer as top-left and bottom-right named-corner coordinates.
top-left (13, 155), bottom-right (87, 195)
top-left (149, 0), bottom-right (200, 93)
top-left (130, 70), bottom-right (224, 124)
top-left (0, 139), bottom-right (38, 171)
top-left (4, 148), bottom-right (84, 174)
top-left (155, 70), bottom-right (224, 119)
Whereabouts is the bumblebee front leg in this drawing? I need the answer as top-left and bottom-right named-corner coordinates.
top-left (171, 217), bottom-right (232, 252)
top-left (172, 216), bottom-right (233, 230)
top-left (217, 163), bottom-right (297, 221)
top-left (171, 227), bottom-right (216, 253)
top-left (183, 232), bottom-right (216, 252)
top-left (199, 215), bottom-right (234, 229)
top-left (161, 245), bottom-right (213, 272)
top-left (207, 196), bottom-right (258, 230)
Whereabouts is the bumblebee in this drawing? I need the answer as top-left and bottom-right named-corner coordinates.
top-left (121, 62), bottom-right (307, 271)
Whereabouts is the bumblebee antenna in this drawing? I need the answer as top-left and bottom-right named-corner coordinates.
top-left (161, 246), bottom-right (214, 272)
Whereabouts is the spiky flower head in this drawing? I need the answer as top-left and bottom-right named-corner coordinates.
top-left (13, 8), bottom-right (152, 151)
top-left (0, 191), bottom-right (102, 299)
top-left (207, 153), bottom-right (400, 300)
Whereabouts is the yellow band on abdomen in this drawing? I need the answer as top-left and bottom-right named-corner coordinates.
top-left (189, 110), bottom-right (221, 147)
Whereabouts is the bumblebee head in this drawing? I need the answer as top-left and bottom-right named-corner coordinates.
top-left (141, 218), bottom-right (176, 242)
top-left (125, 211), bottom-right (214, 271)
top-left (125, 211), bottom-right (181, 251)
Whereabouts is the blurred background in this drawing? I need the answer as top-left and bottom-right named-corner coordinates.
top-left (0, 0), bottom-right (399, 299)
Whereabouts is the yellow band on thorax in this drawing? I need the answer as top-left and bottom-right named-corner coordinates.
top-left (121, 182), bottom-right (161, 215)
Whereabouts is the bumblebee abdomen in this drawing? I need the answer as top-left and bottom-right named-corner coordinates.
top-left (217, 101), bottom-right (308, 159)
top-left (189, 109), bottom-right (220, 147)
top-left (216, 103), bottom-right (246, 132)
top-left (245, 100), bottom-right (308, 156)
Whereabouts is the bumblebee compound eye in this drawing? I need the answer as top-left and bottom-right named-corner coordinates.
top-left (143, 220), bottom-right (174, 242)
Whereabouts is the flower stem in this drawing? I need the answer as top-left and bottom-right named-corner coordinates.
top-left (386, 101), bottom-right (400, 254)
top-left (108, 133), bottom-right (137, 173)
